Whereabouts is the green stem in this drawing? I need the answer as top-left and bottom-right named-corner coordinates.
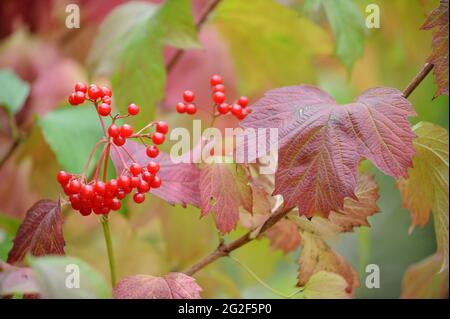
top-left (101, 215), bottom-right (117, 287)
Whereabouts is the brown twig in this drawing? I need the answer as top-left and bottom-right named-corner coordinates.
top-left (166, 0), bottom-right (222, 72)
top-left (403, 63), bottom-right (434, 98)
top-left (184, 205), bottom-right (294, 276)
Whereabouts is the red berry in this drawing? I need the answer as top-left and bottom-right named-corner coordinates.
top-left (130, 163), bottom-right (142, 176)
top-left (106, 179), bottom-right (118, 193)
top-left (79, 207), bottom-right (92, 216)
top-left (147, 161), bottom-right (160, 174)
top-left (238, 96), bottom-right (249, 107)
top-left (93, 195), bottom-right (104, 207)
top-left (186, 103), bottom-right (197, 115)
top-left (98, 103), bottom-right (111, 116)
top-left (116, 189), bottom-right (126, 200)
top-left (213, 84), bottom-right (225, 93)
top-left (102, 96), bottom-right (112, 105)
top-left (94, 181), bottom-right (106, 195)
top-left (150, 176), bottom-right (161, 188)
top-left (142, 171), bottom-right (154, 182)
top-left (118, 175), bottom-right (131, 189)
top-left (68, 179), bottom-right (82, 194)
top-left (128, 103), bottom-right (139, 116)
top-left (236, 107), bottom-right (249, 120)
top-left (156, 121), bottom-right (169, 134)
top-left (101, 86), bottom-right (112, 97)
top-left (113, 135), bottom-right (126, 146)
top-left (231, 103), bottom-right (242, 116)
top-left (137, 180), bottom-right (150, 193)
top-left (210, 75), bottom-right (222, 86)
top-left (81, 184), bottom-right (95, 199)
top-left (87, 85), bottom-right (102, 100)
top-left (57, 171), bottom-right (71, 184)
top-left (109, 198), bottom-right (121, 211)
top-left (176, 102), bottom-right (187, 113)
top-left (133, 192), bottom-right (145, 204)
top-left (69, 194), bottom-right (81, 205)
top-left (152, 132), bottom-right (165, 145)
top-left (217, 103), bottom-right (230, 114)
top-left (108, 124), bottom-right (120, 138)
top-left (74, 91), bottom-right (86, 104)
top-left (68, 93), bottom-right (77, 105)
top-left (146, 145), bottom-right (159, 158)
top-left (213, 91), bottom-right (225, 104)
top-left (120, 124), bottom-right (133, 137)
top-left (183, 90), bottom-right (195, 103)
top-left (131, 176), bottom-right (140, 188)
top-left (74, 82), bottom-right (87, 93)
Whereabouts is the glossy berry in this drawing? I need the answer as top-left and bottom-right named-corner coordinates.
top-left (147, 161), bottom-right (160, 174)
top-left (101, 86), bottom-right (112, 97)
top-left (142, 171), bottom-right (154, 182)
top-left (88, 85), bottom-right (102, 100)
top-left (68, 93), bottom-right (77, 105)
top-left (108, 124), bottom-right (120, 138)
top-left (152, 132), bottom-right (165, 145)
top-left (176, 102), bottom-right (187, 113)
top-left (210, 75), bottom-right (222, 86)
top-left (131, 176), bottom-right (140, 188)
top-left (74, 82), bottom-right (87, 93)
top-left (98, 103), bottom-right (111, 116)
top-left (217, 103), bottom-right (230, 114)
top-left (94, 181), bottom-right (106, 195)
top-left (156, 121), bottom-right (169, 134)
top-left (81, 184), bottom-right (95, 199)
top-left (137, 180), bottom-right (150, 193)
top-left (128, 103), bottom-right (139, 116)
top-left (102, 96), bottom-right (112, 105)
top-left (133, 192), bottom-right (145, 204)
top-left (183, 90), bottom-right (195, 103)
top-left (231, 103), bottom-right (242, 116)
top-left (150, 176), bottom-right (161, 188)
top-left (106, 179), bottom-right (118, 193)
top-left (130, 163), bottom-right (143, 176)
top-left (74, 91), bottom-right (86, 104)
top-left (118, 175), bottom-right (131, 189)
top-left (120, 124), bottom-right (133, 137)
top-left (238, 96), bottom-right (249, 107)
top-left (79, 207), bottom-right (92, 216)
top-left (213, 91), bottom-right (225, 104)
top-left (186, 103), bottom-right (197, 115)
top-left (57, 171), bottom-right (71, 184)
top-left (110, 198), bottom-right (121, 211)
top-left (236, 107), bottom-right (249, 120)
top-left (68, 179), bottom-right (82, 194)
top-left (116, 189), bottom-right (126, 200)
top-left (113, 135), bottom-right (126, 146)
top-left (146, 145), bottom-right (159, 158)
top-left (70, 194), bottom-right (81, 205)
top-left (213, 84), bottom-right (225, 93)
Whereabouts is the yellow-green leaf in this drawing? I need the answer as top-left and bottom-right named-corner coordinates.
top-left (303, 271), bottom-right (351, 299)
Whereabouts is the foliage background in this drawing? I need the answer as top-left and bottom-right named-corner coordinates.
top-left (0, 0), bottom-right (448, 298)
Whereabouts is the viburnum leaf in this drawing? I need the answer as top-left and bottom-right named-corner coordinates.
top-left (401, 253), bottom-right (449, 299)
top-left (241, 85), bottom-right (415, 217)
top-left (200, 159), bottom-right (252, 234)
top-left (265, 219), bottom-right (301, 254)
top-left (0, 261), bottom-right (38, 296)
top-left (0, 68), bottom-right (30, 114)
top-left (397, 122), bottom-right (449, 270)
top-left (113, 273), bottom-right (202, 299)
top-left (421, 0), bottom-right (449, 97)
top-left (302, 271), bottom-right (351, 299)
top-left (110, 140), bottom-right (201, 208)
top-left (7, 200), bottom-right (65, 264)
top-left (297, 231), bottom-right (359, 294)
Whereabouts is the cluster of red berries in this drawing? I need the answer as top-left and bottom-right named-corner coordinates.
top-left (61, 82), bottom-right (169, 216)
top-left (175, 75), bottom-right (251, 120)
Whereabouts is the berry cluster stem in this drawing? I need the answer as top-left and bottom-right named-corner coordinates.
top-left (101, 214), bottom-right (117, 287)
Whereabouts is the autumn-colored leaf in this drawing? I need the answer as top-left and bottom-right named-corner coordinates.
top-left (302, 271), bottom-right (351, 299)
top-left (397, 122), bottom-right (449, 270)
top-left (297, 231), bottom-right (359, 293)
top-left (110, 140), bottom-right (201, 207)
top-left (200, 159), bottom-right (252, 234)
top-left (0, 261), bottom-right (38, 296)
top-left (241, 85), bottom-right (415, 217)
top-left (401, 253), bottom-right (449, 299)
top-left (265, 219), bottom-right (301, 254)
top-left (421, 0), bottom-right (449, 96)
top-left (113, 273), bottom-right (202, 299)
top-left (7, 200), bottom-right (64, 264)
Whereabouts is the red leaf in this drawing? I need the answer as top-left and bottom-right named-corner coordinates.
top-left (0, 261), bottom-right (39, 297)
top-left (421, 0), bottom-right (449, 97)
top-left (7, 200), bottom-right (65, 264)
top-left (241, 85), bottom-right (415, 217)
top-left (200, 161), bottom-right (252, 234)
top-left (113, 273), bottom-right (202, 299)
top-left (265, 219), bottom-right (301, 254)
top-left (110, 140), bottom-right (201, 207)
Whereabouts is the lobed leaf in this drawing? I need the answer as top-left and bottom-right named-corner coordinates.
top-left (113, 273), bottom-right (201, 299)
top-left (303, 271), bottom-right (351, 299)
top-left (7, 200), bottom-right (64, 264)
top-left (242, 85), bottom-right (414, 217)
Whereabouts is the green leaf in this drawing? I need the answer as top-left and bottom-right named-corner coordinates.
top-left (38, 106), bottom-right (106, 174)
top-left (0, 214), bottom-right (21, 236)
top-left (88, 0), bottom-right (200, 127)
top-left (212, 0), bottom-right (332, 96)
top-left (303, 271), bottom-right (350, 299)
top-left (321, 0), bottom-right (366, 70)
top-left (0, 69), bottom-right (30, 114)
top-left (29, 256), bottom-right (111, 299)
